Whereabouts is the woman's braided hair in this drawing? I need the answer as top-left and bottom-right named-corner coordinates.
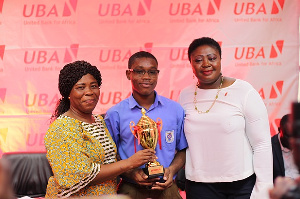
top-left (51, 60), bottom-right (102, 121)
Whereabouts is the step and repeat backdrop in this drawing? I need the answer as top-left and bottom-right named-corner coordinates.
top-left (0, 0), bottom-right (299, 156)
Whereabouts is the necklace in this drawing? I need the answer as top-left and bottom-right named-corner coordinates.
top-left (193, 76), bottom-right (224, 114)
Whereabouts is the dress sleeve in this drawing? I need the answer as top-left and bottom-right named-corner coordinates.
top-left (243, 89), bottom-right (273, 199)
top-left (44, 119), bottom-right (101, 198)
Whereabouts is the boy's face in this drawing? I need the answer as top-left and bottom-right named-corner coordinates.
top-left (126, 57), bottom-right (159, 98)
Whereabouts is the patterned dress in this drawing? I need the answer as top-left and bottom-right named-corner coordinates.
top-left (44, 115), bottom-right (117, 198)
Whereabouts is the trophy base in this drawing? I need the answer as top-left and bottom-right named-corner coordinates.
top-left (143, 165), bottom-right (165, 182)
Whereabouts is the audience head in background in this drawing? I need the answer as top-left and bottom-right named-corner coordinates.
top-left (271, 113), bottom-right (298, 183)
top-left (0, 158), bottom-right (15, 199)
top-left (269, 105), bottom-right (300, 199)
top-left (51, 60), bottom-right (102, 122)
top-left (279, 114), bottom-right (292, 150)
top-left (291, 103), bottom-right (300, 171)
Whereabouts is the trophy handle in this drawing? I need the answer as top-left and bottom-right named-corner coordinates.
top-left (156, 118), bottom-right (163, 150)
top-left (129, 121), bottom-right (138, 139)
top-left (156, 118), bottom-right (162, 132)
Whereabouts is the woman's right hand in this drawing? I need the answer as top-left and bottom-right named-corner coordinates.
top-left (127, 149), bottom-right (157, 168)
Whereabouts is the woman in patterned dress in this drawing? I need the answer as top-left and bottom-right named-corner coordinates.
top-left (44, 60), bottom-right (156, 198)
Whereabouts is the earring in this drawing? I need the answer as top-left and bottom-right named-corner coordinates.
top-left (68, 96), bottom-right (70, 100)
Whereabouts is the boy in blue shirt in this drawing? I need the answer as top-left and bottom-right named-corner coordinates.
top-left (105, 51), bottom-right (187, 199)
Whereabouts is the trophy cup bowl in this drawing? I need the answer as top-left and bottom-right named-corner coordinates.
top-left (130, 108), bottom-right (164, 181)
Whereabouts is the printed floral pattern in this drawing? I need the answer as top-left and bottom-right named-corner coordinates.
top-left (44, 115), bottom-right (117, 198)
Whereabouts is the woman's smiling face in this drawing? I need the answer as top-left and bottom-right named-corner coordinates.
top-left (69, 74), bottom-right (100, 114)
top-left (190, 44), bottom-right (222, 88)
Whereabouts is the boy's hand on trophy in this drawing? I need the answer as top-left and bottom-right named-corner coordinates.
top-left (152, 167), bottom-right (173, 190)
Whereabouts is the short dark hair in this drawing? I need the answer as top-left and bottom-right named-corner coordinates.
top-left (188, 37), bottom-right (222, 62)
top-left (51, 60), bottom-right (102, 120)
top-left (279, 114), bottom-right (291, 131)
top-left (128, 51), bottom-right (158, 69)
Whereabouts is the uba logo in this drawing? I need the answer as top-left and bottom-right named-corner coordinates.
top-left (0, 0), bottom-right (4, 14)
top-left (25, 93), bottom-right (59, 107)
top-left (235, 40), bottom-right (283, 60)
top-left (98, 0), bottom-right (152, 16)
top-left (0, 88), bottom-right (6, 103)
top-left (23, 0), bottom-right (78, 17)
top-left (169, 0), bottom-right (221, 16)
top-left (24, 44), bottom-right (79, 64)
top-left (258, 80), bottom-right (283, 100)
top-left (234, 0), bottom-right (285, 15)
top-left (0, 45), bottom-right (4, 61)
top-left (169, 48), bottom-right (188, 61)
top-left (99, 43), bottom-right (153, 62)
top-left (26, 133), bottom-right (46, 147)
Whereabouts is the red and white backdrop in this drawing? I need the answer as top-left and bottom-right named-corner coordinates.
top-left (0, 0), bottom-right (299, 157)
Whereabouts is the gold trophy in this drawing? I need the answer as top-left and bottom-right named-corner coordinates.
top-left (130, 108), bottom-right (164, 180)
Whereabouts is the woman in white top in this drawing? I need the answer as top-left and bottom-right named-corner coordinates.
top-left (178, 37), bottom-right (273, 199)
